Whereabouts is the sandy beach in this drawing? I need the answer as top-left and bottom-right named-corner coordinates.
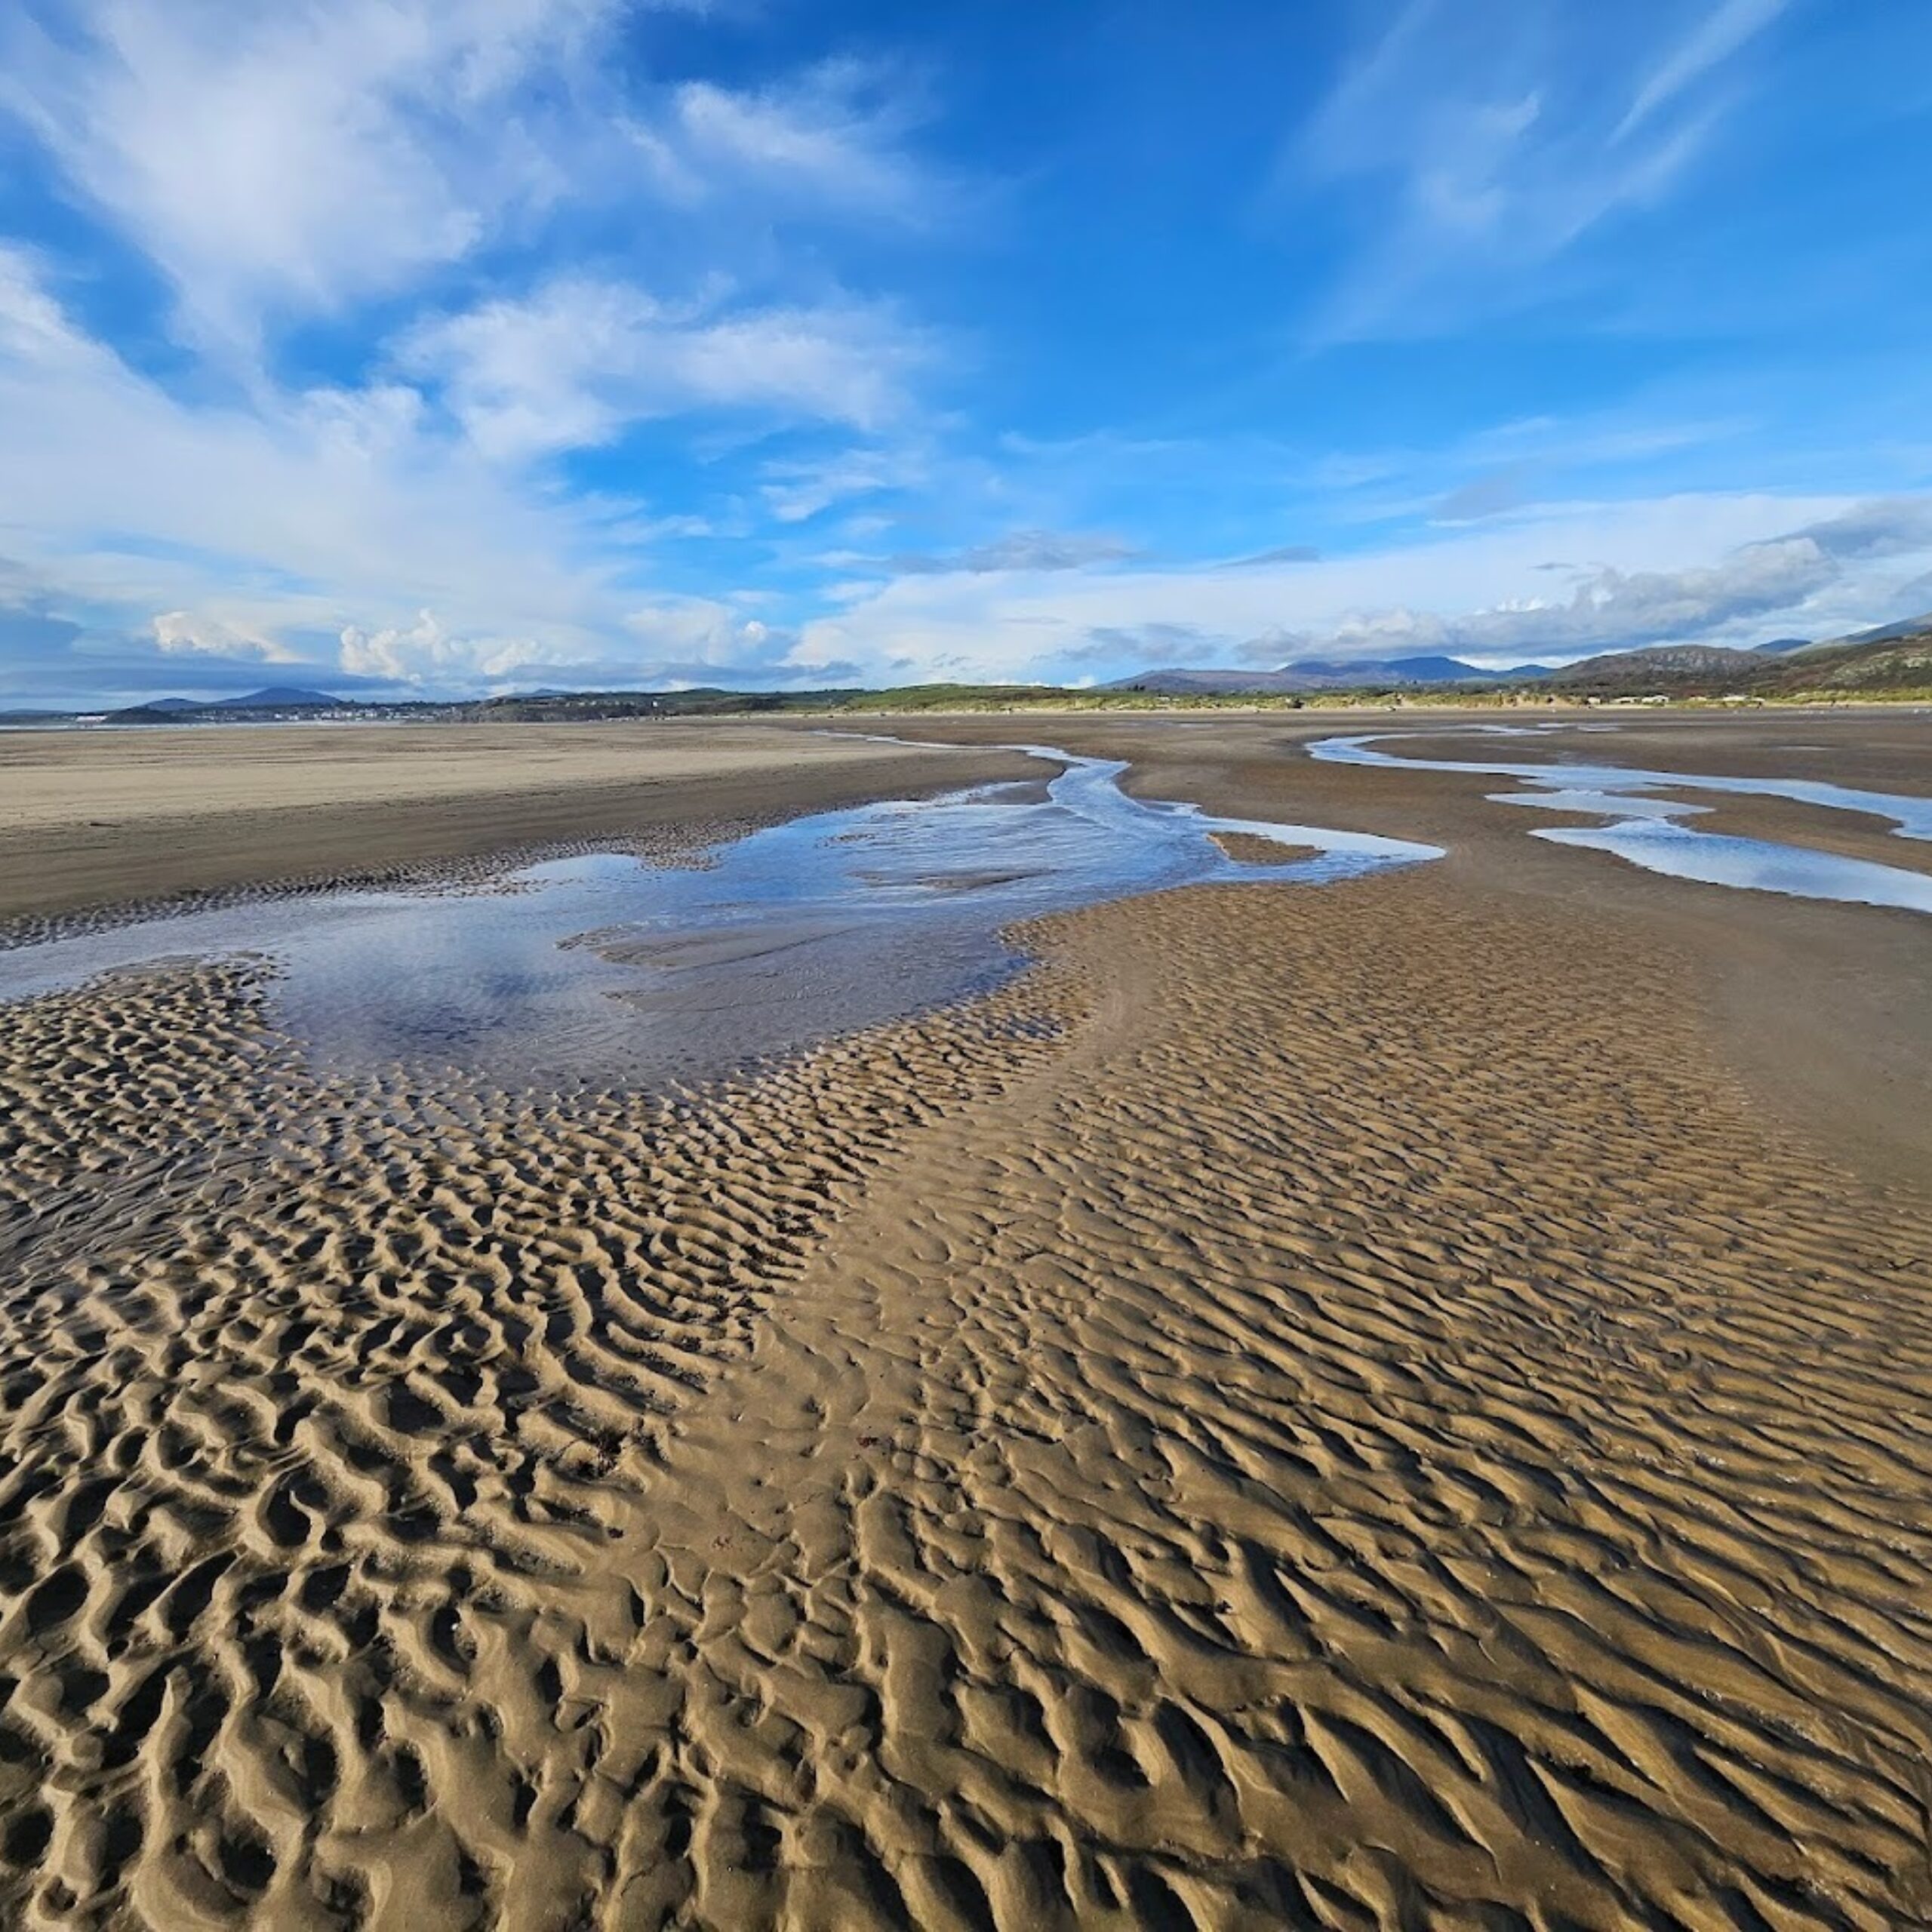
top-left (0, 724), bottom-right (1041, 937)
top-left (2, 711), bottom-right (1930, 1928)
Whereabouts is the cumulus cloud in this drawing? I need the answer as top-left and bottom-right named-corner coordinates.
top-left (1379, 532), bottom-right (1838, 658)
top-left (340, 611), bottom-right (471, 683)
top-left (0, 6), bottom-right (967, 702)
top-left (1792, 497), bottom-right (1932, 560)
top-left (401, 278), bottom-right (925, 461)
top-left (152, 610), bottom-right (295, 660)
top-left (0, 248), bottom-right (626, 677)
top-left (622, 597), bottom-right (799, 672)
top-left (790, 491), bottom-right (1932, 685)
top-left (0, 240), bottom-right (932, 698)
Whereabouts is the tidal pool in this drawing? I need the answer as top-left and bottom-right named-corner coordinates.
top-left (1309, 730), bottom-right (1932, 914)
top-left (1, 747), bottom-right (1441, 1088)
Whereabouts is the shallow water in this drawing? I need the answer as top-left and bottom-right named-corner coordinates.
top-left (0, 747), bottom-right (1441, 1087)
top-left (1310, 730), bottom-right (1932, 915)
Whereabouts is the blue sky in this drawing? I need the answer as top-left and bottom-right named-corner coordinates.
top-left (2, 0), bottom-right (1931, 705)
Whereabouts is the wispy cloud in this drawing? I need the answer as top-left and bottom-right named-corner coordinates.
top-left (0, 0), bottom-right (635, 348)
top-left (758, 445), bottom-right (931, 525)
top-left (1295, 0), bottom-right (1792, 339)
top-left (0, 4), bottom-right (960, 699)
top-left (1217, 543), bottom-right (1321, 569)
top-left (1615, 0), bottom-right (1790, 141)
top-left (879, 529), bottom-right (1137, 575)
top-left (653, 60), bottom-right (937, 219)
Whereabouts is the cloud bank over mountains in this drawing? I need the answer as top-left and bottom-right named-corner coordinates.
top-left (1, 1), bottom-right (1929, 704)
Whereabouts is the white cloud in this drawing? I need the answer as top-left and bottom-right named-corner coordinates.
top-left (340, 610), bottom-right (469, 682)
top-left (790, 492), bottom-right (1932, 683)
top-left (401, 278), bottom-right (925, 461)
top-left (1309, 534), bottom-right (1835, 661)
top-left (0, 246), bottom-right (622, 676)
top-left (1616, 0), bottom-right (1790, 141)
top-left (883, 529), bottom-right (1139, 575)
top-left (664, 61), bottom-right (930, 217)
top-left (758, 445), bottom-right (929, 524)
top-left (0, 0), bottom-right (634, 346)
top-left (152, 609), bottom-right (296, 660)
top-left (622, 596), bottom-right (792, 669)
top-left (1297, 0), bottom-right (1786, 339)
top-left (8, 230), bottom-right (1927, 700)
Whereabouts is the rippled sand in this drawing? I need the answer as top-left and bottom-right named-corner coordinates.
top-left (5, 829), bottom-right (1932, 1926)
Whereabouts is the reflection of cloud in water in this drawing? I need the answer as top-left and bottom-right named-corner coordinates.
top-left (1312, 731), bottom-right (1932, 915)
top-left (0, 749), bottom-right (1441, 1088)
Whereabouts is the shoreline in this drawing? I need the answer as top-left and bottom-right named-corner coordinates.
top-left (0, 726), bottom-right (1043, 937)
top-left (5, 709), bottom-right (1927, 1184)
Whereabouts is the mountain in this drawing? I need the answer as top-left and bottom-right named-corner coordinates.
top-left (95, 686), bottom-right (355, 723)
top-left (207, 686), bottom-right (352, 710)
top-left (1546, 645), bottom-right (1767, 689)
top-left (1107, 654), bottom-right (1551, 696)
top-left (1376, 653), bottom-right (1556, 681)
top-left (1743, 626), bottom-right (1932, 697)
top-left (1547, 631), bottom-right (1932, 698)
top-left (1823, 610), bottom-right (1932, 648)
top-left (1106, 630), bottom-right (1932, 700)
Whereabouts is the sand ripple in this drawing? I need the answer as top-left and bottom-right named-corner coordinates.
top-left (2, 873), bottom-right (1930, 1927)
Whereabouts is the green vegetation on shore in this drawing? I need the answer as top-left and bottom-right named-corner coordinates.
top-left (6, 626), bottom-right (1926, 729)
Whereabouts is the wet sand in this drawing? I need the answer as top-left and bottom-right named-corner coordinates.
top-left (0, 723), bottom-right (1041, 935)
top-left (876, 708), bottom-right (1932, 1189)
top-left (2, 710), bottom-right (1930, 1927)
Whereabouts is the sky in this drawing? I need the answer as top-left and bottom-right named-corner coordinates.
top-left (2, 0), bottom-right (1931, 706)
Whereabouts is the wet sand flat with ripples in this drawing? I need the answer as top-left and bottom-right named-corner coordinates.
top-left (1, 710), bottom-right (1929, 1928)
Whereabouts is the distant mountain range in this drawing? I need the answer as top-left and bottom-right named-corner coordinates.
top-left (1107, 653), bottom-right (1554, 695)
top-left (1106, 620), bottom-right (1932, 697)
top-left (3, 616), bottom-right (1928, 726)
top-left (107, 685), bottom-right (353, 720)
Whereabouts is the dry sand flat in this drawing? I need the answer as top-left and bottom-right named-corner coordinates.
top-left (2, 713), bottom-right (1931, 1927)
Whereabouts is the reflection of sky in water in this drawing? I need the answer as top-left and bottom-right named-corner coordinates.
top-left (0, 749), bottom-right (1440, 1087)
top-left (1312, 731), bottom-right (1932, 915)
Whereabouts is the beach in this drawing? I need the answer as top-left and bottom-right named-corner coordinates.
top-left (2, 709), bottom-right (1930, 1928)
top-left (0, 724), bottom-right (1041, 936)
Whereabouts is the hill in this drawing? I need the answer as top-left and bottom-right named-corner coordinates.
top-left (1545, 645), bottom-right (1767, 693)
top-left (1108, 625), bottom-right (1932, 703)
top-left (208, 687), bottom-right (352, 711)
top-left (1108, 654), bottom-right (1549, 696)
top-left (1542, 624), bottom-right (1932, 700)
top-left (1743, 626), bottom-right (1932, 698)
top-left (101, 686), bottom-right (355, 722)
